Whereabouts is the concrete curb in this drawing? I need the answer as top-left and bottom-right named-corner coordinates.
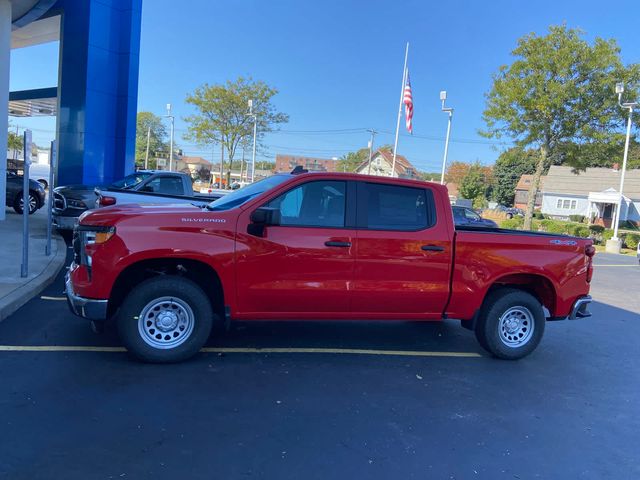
top-left (0, 236), bottom-right (67, 321)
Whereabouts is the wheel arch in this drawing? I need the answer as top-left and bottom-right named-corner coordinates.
top-left (485, 272), bottom-right (557, 317)
top-left (107, 257), bottom-right (225, 322)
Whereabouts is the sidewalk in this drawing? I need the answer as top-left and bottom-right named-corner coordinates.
top-left (0, 205), bottom-right (67, 321)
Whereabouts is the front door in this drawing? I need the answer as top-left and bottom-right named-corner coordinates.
top-left (352, 181), bottom-right (453, 318)
top-left (235, 179), bottom-right (356, 318)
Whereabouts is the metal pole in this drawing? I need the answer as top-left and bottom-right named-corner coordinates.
top-left (440, 112), bottom-right (453, 184)
top-left (220, 143), bottom-right (224, 189)
top-left (45, 140), bottom-right (56, 256)
top-left (169, 116), bottom-right (174, 171)
top-left (367, 129), bottom-right (376, 175)
top-left (612, 107), bottom-right (633, 241)
top-left (240, 146), bottom-right (245, 183)
top-left (251, 115), bottom-right (257, 183)
top-left (21, 130), bottom-right (32, 277)
top-left (144, 126), bottom-right (151, 170)
top-left (0, 0), bottom-right (11, 223)
top-left (391, 42), bottom-right (409, 178)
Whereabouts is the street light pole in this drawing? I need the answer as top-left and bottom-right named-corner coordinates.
top-left (367, 129), bottom-right (376, 175)
top-left (439, 91), bottom-right (454, 185)
top-left (247, 99), bottom-right (258, 183)
top-left (165, 103), bottom-right (174, 171)
top-left (610, 82), bottom-right (637, 250)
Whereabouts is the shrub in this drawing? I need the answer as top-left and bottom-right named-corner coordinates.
top-left (569, 215), bottom-right (586, 223)
top-left (602, 229), bottom-right (614, 244)
top-left (500, 217), bottom-right (524, 230)
top-left (588, 224), bottom-right (605, 234)
top-left (534, 211), bottom-right (545, 219)
top-left (624, 233), bottom-right (640, 250)
top-left (569, 225), bottom-right (590, 238)
top-left (545, 222), bottom-right (567, 234)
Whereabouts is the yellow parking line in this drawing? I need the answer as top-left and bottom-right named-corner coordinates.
top-left (40, 296), bottom-right (67, 301)
top-left (0, 345), bottom-right (480, 358)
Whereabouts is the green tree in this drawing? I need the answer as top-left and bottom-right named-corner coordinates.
top-left (8, 130), bottom-right (22, 156)
top-left (482, 25), bottom-right (640, 229)
top-left (184, 77), bottom-right (288, 185)
top-left (337, 148), bottom-right (368, 172)
top-left (493, 147), bottom-right (538, 206)
top-left (135, 112), bottom-right (168, 169)
top-left (459, 161), bottom-right (489, 201)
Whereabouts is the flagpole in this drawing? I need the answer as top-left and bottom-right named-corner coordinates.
top-left (391, 42), bottom-right (409, 178)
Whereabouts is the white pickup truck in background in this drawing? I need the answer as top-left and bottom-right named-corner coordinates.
top-left (95, 171), bottom-right (227, 208)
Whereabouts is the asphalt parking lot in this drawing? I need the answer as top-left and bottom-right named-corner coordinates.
top-left (0, 250), bottom-right (639, 479)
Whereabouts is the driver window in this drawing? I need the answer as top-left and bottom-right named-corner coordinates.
top-left (266, 181), bottom-right (346, 228)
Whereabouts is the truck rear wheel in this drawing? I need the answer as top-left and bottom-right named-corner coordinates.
top-left (475, 288), bottom-right (545, 360)
top-left (117, 276), bottom-right (213, 363)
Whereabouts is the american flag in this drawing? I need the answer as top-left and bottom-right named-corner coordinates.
top-left (403, 69), bottom-right (413, 134)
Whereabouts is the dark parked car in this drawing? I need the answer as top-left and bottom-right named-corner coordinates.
top-left (53, 171), bottom-right (156, 231)
top-left (5, 171), bottom-right (46, 214)
top-left (494, 205), bottom-right (524, 219)
top-left (452, 205), bottom-right (498, 228)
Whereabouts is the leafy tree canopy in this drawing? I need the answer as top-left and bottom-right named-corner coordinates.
top-left (493, 147), bottom-right (538, 206)
top-left (482, 24), bottom-right (640, 228)
top-left (184, 77), bottom-right (289, 163)
top-left (135, 112), bottom-right (168, 169)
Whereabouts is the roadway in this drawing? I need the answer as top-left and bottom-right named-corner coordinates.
top-left (0, 250), bottom-right (638, 479)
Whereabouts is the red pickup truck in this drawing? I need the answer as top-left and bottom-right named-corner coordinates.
top-left (66, 171), bottom-right (594, 363)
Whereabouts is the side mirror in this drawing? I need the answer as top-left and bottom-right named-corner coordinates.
top-left (248, 207), bottom-right (281, 237)
top-left (250, 207), bottom-right (281, 226)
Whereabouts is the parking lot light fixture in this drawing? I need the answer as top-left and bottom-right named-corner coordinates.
top-left (440, 91), bottom-right (454, 185)
top-left (164, 103), bottom-right (175, 171)
top-left (610, 83), bottom-right (638, 248)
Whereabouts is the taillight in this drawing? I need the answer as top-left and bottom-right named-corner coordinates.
top-left (99, 195), bottom-right (116, 207)
top-left (586, 244), bottom-right (595, 283)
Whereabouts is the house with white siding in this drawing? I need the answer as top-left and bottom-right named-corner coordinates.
top-left (355, 149), bottom-right (420, 179)
top-left (541, 165), bottom-right (640, 227)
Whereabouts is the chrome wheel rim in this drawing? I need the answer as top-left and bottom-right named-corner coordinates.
top-left (498, 306), bottom-right (534, 348)
top-left (137, 296), bottom-right (195, 349)
top-left (19, 194), bottom-right (37, 213)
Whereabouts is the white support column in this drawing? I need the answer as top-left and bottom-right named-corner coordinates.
top-left (0, 0), bottom-right (11, 222)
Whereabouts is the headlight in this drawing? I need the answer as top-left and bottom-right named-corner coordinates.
top-left (73, 225), bottom-right (116, 269)
top-left (67, 199), bottom-right (87, 209)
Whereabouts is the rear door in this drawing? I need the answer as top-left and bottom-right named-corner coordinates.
top-left (352, 181), bottom-right (453, 318)
top-left (235, 179), bottom-right (356, 317)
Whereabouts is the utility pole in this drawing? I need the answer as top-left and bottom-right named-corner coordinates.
top-left (165, 103), bottom-right (174, 171)
top-left (367, 129), bottom-right (377, 175)
top-left (144, 126), bottom-right (151, 170)
top-left (240, 146), bottom-right (245, 183)
top-left (439, 91), bottom-right (454, 185)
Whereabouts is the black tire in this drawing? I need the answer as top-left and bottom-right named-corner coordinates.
top-left (117, 276), bottom-right (213, 363)
top-left (474, 288), bottom-right (545, 360)
top-left (13, 191), bottom-right (39, 215)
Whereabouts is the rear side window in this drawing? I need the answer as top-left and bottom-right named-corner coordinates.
top-left (266, 180), bottom-right (346, 228)
top-left (143, 176), bottom-right (184, 195)
top-left (361, 183), bottom-right (434, 231)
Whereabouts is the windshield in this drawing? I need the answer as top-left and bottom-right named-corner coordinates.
top-left (206, 175), bottom-right (291, 211)
top-left (111, 172), bottom-right (153, 189)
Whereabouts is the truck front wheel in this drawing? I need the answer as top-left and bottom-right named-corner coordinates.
top-left (474, 288), bottom-right (545, 360)
top-left (117, 276), bottom-right (213, 363)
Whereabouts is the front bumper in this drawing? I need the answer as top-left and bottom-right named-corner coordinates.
top-left (65, 272), bottom-right (108, 320)
top-left (53, 215), bottom-right (79, 230)
top-left (569, 295), bottom-right (592, 320)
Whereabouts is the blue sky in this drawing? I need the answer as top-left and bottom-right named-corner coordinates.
top-left (9, 0), bottom-right (640, 172)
